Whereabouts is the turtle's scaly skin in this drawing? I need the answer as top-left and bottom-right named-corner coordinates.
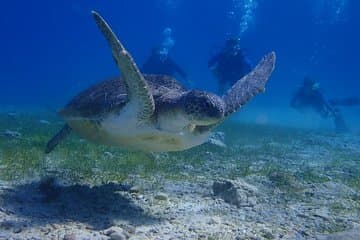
top-left (223, 52), bottom-right (276, 116)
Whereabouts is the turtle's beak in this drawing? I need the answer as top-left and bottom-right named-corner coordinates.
top-left (188, 107), bottom-right (223, 126)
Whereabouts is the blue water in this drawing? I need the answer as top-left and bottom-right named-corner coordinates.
top-left (1, 0), bottom-right (359, 129)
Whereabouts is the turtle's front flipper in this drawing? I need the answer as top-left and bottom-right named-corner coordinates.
top-left (45, 124), bottom-right (72, 154)
top-left (91, 11), bottom-right (155, 122)
top-left (222, 52), bottom-right (276, 117)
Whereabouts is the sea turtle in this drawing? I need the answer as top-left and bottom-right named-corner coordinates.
top-left (45, 11), bottom-right (276, 153)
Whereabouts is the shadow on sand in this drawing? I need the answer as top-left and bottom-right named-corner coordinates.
top-left (0, 180), bottom-right (159, 230)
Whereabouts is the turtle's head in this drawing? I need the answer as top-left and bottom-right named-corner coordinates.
top-left (180, 90), bottom-right (225, 127)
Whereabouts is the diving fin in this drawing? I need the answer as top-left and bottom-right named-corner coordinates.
top-left (45, 124), bottom-right (72, 154)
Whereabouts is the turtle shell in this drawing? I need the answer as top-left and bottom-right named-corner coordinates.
top-left (59, 74), bottom-right (186, 119)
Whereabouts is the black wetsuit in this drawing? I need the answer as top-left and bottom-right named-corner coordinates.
top-left (290, 85), bottom-right (360, 132)
top-left (329, 97), bottom-right (360, 107)
top-left (141, 53), bottom-right (187, 79)
top-left (290, 87), bottom-right (333, 118)
top-left (208, 50), bottom-right (252, 94)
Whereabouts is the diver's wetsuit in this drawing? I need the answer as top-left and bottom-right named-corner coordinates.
top-left (329, 97), bottom-right (360, 107)
top-left (290, 86), bottom-right (333, 118)
top-left (290, 81), bottom-right (360, 132)
top-left (208, 50), bottom-right (252, 94)
top-left (329, 97), bottom-right (360, 132)
top-left (141, 52), bottom-right (187, 79)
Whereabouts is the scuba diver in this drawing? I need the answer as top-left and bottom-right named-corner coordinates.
top-left (208, 37), bottom-right (252, 94)
top-left (290, 77), bottom-right (360, 132)
top-left (141, 46), bottom-right (187, 79)
top-left (141, 27), bottom-right (188, 82)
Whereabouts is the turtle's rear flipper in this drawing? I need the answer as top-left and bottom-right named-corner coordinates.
top-left (222, 52), bottom-right (276, 116)
top-left (45, 124), bottom-right (72, 154)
